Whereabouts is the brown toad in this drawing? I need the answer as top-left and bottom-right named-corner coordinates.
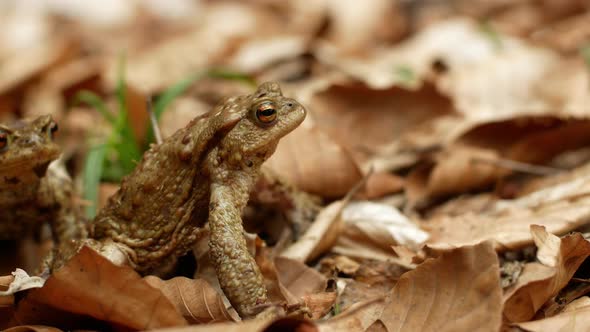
top-left (85, 82), bottom-right (306, 317)
top-left (0, 115), bottom-right (83, 243)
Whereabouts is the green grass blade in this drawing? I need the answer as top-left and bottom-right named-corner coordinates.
top-left (116, 55), bottom-right (127, 119)
top-left (581, 44), bottom-right (590, 70)
top-left (478, 20), bottom-right (503, 50)
top-left (83, 144), bottom-right (107, 219)
top-left (74, 91), bottom-right (116, 124)
top-left (153, 75), bottom-right (199, 120)
top-left (205, 68), bottom-right (257, 87)
top-left (145, 68), bottom-right (256, 146)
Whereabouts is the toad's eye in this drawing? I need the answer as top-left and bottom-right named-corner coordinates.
top-left (46, 121), bottom-right (58, 138)
top-left (0, 131), bottom-right (8, 151)
top-left (255, 102), bottom-right (277, 124)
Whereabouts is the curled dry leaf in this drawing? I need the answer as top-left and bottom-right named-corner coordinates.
top-left (144, 276), bottom-right (234, 324)
top-left (362, 171), bottom-right (404, 199)
top-left (503, 225), bottom-right (590, 323)
top-left (427, 170), bottom-right (590, 250)
top-left (145, 317), bottom-right (278, 332)
top-left (405, 146), bottom-right (501, 207)
top-left (0, 269), bottom-right (44, 296)
top-left (273, 257), bottom-right (335, 319)
top-left (4, 326), bottom-right (63, 332)
top-left (318, 297), bottom-right (386, 332)
top-left (0, 38), bottom-right (72, 94)
top-left (308, 81), bottom-right (454, 167)
top-left (513, 306), bottom-right (590, 332)
top-left (407, 116), bottom-right (590, 205)
top-left (380, 241), bottom-right (503, 332)
top-left (266, 121), bottom-right (363, 198)
top-left (228, 35), bottom-right (308, 73)
top-left (110, 3), bottom-right (260, 93)
top-left (322, 0), bottom-right (406, 52)
top-left (316, 18), bottom-right (557, 119)
top-left (281, 199), bottom-right (347, 263)
top-left (8, 246), bottom-right (186, 330)
top-left (333, 201), bottom-right (429, 260)
top-left (563, 297), bottom-right (590, 312)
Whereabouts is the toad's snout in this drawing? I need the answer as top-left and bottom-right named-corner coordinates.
top-left (24, 133), bottom-right (43, 146)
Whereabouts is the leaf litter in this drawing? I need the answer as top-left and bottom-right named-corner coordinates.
top-left (2, 1), bottom-right (590, 331)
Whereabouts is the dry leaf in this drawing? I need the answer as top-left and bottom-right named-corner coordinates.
top-left (563, 297), bottom-right (590, 313)
top-left (362, 171), bottom-right (404, 199)
top-left (146, 317), bottom-right (279, 332)
top-left (407, 116), bottom-right (590, 205)
top-left (319, 297), bottom-right (386, 332)
top-left (334, 201), bottom-right (428, 259)
top-left (144, 276), bottom-right (234, 324)
top-left (0, 269), bottom-right (44, 296)
top-left (308, 81), bottom-right (454, 167)
top-left (322, 0), bottom-right (406, 52)
top-left (273, 257), bottom-right (335, 319)
top-left (114, 2), bottom-right (286, 93)
top-left (274, 257), bottom-right (327, 299)
top-left (513, 306), bottom-right (590, 332)
top-left (380, 241), bottom-right (502, 332)
top-left (503, 225), bottom-right (590, 323)
top-left (228, 35), bottom-right (308, 72)
top-left (8, 246), bottom-right (186, 330)
top-left (281, 199), bottom-right (347, 262)
top-left (4, 326), bottom-right (63, 332)
top-left (266, 121), bottom-right (363, 198)
top-left (0, 38), bottom-right (72, 94)
top-left (426, 171), bottom-right (590, 250)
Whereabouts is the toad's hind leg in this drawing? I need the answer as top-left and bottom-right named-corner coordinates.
top-left (208, 180), bottom-right (268, 318)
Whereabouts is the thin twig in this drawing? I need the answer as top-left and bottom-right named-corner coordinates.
top-left (146, 97), bottom-right (163, 144)
top-left (471, 157), bottom-right (563, 176)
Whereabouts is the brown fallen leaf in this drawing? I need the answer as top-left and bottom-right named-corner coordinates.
top-left (380, 241), bottom-right (503, 332)
top-left (318, 297), bottom-right (386, 332)
top-left (0, 38), bottom-right (73, 94)
top-left (4, 326), bottom-right (63, 332)
top-left (332, 259), bottom-right (407, 313)
top-left (256, 250), bottom-right (335, 320)
top-left (144, 276), bottom-right (234, 324)
top-left (280, 199), bottom-right (347, 263)
top-left (148, 316), bottom-right (317, 332)
top-left (308, 81), bottom-right (454, 167)
top-left (426, 169), bottom-right (590, 250)
top-left (274, 257), bottom-right (327, 299)
top-left (273, 256), bottom-right (335, 319)
top-left (322, 0), bottom-right (406, 53)
top-left (513, 306), bottom-right (590, 332)
top-left (529, 12), bottom-right (590, 53)
top-left (362, 171), bottom-right (404, 199)
top-left (407, 116), bottom-right (590, 205)
top-left (7, 246), bottom-right (187, 330)
top-left (333, 201), bottom-right (429, 260)
top-left (228, 35), bottom-right (308, 73)
top-left (503, 225), bottom-right (590, 323)
top-left (113, 2), bottom-right (289, 93)
top-left (266, 120), bottom-right (363, 198)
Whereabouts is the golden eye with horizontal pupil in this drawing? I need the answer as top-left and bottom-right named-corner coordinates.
top-left (0, 131), bottom-right (8, 151)
top-left (256, 102), bottom-right (277, 124)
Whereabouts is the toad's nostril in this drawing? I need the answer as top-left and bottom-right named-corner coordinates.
top-left (25, 134), bottom-right (43, 145)
top-left (287, 103), bottom-right (293, 107)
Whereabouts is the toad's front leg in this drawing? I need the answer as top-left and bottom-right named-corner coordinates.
top-left (39, 161), bottom-right (87, 243)
top-left (208, 180), bottom-right (268, 318)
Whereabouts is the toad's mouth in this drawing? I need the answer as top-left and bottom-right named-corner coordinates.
top-left (0, 148), bottom-right (60, 173)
